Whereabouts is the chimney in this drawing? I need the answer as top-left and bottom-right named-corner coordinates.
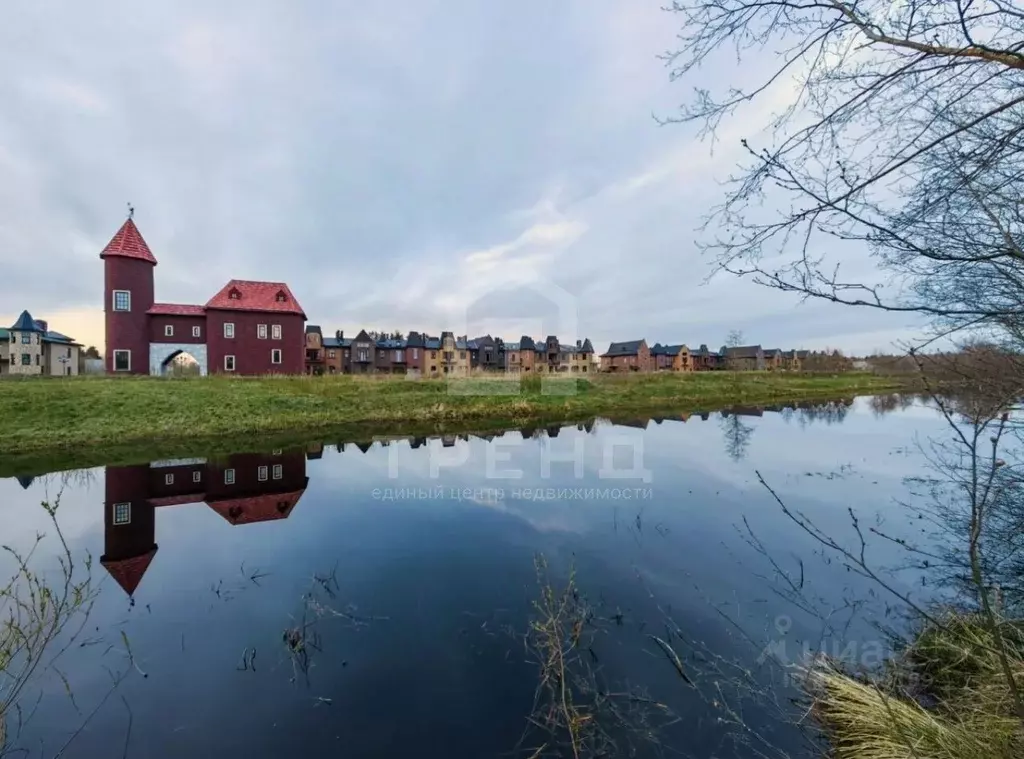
top-left (36, 320), bottom-right (48, 333)
top-left (576, 339), bottom-right (581, 348)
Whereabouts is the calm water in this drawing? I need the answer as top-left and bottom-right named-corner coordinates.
top-left (0, 396), bottom-right (950, 758)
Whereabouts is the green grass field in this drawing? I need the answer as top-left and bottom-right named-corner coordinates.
top-left (0, 371), bottom-right (919, 461)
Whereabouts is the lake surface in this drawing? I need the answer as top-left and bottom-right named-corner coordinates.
top-left (0, 395), bottom-right (953, 758)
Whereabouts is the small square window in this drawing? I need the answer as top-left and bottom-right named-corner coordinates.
top-left (113, 502), bottom-right (131, 525)
top-left (164, 325), bottom-right (174, 337)
top-left (165, 473), bottom-right (174, 485)
top-left (258, 465), bottom-right (268, 481)
top-left (20, 334), bottom-right (30, 344)
top-left (223, 323), bottom-right (235, 339)
top-left (258, 324), bottom-right (268, 339)
top-left (272, 325), bottom-right (282, 340)
top-left (113, 350), bottom-right (131, 372)
top-left (192, 470), bottom-right (202, 483)
top-left (224, 468), bottom-right (236, 485)
top-left (271, 349), bottom-right (282, 365)
top-left (113, 290), bottom-right (131, 312)
top-left (224, 355), bottom-right (236, 372)
top-left (272, 464), bottom-right (283, 480)
top-left (192, 326), bottom-right (201, 338)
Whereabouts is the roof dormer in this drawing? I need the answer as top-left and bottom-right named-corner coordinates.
top-left (228, 287), bottom-right (242, 300)
top-left (275, 290), bottom-right (287, 303)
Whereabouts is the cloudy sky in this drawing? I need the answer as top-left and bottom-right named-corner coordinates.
top-left (0, 0), bottom-right (922, 354)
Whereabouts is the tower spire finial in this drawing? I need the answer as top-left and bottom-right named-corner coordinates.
top-left (127, 202), bottom-right (134, 220)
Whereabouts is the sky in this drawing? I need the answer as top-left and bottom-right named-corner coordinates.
top-left (0, 0), bottom-right (923, 355)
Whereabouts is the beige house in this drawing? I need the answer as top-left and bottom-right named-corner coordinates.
top-left (0, 310), bottom-right (81, 376)
top-left (439, 331), bottom-right (470, 377)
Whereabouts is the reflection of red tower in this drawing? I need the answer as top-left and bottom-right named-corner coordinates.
top-left (100, 451), bottom-right (310, 597)
top-left (101, 465), bottom-right (158, 597)
top-left (100, 218), bottom-right (157, 375)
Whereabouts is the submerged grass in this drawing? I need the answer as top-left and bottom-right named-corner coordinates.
top-left (0, 371), bottom-right (917, 456)
top-left (806, 612), bottom-right (1024, 759)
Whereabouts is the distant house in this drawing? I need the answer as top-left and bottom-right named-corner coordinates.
top-left (468, 335), bottom-right (505, 372)
top-left (321, 332), bottom-right (345, 374)
top-left (763, 348), bottom-right (783, 371)
top-left (305, 325), bottom-right (325, 375)
top-left (651, 343), bottom-right (692, 372)
top-left (348, 330), bottom-right (375, 374)
top-left (376, 336), bottom-right (407, 374)
top-left (721, 345), bottom-right (765, 371)
top-left (0, 311), bottom-right (82, 376)
top-left (559, 339), bottom-right (595, 373)
top-left (439, 332), bottom-right (470, 376)
top-left (781, 349), bottom-right (805, 371)
top-left (690, 344), bottom-right (721, 371)
top-left (505, 336), bottom-right (538, 373)
top-left (405, 331), bottom-right (426, 377)
top-left (601, 339), bottom-right (651, 372)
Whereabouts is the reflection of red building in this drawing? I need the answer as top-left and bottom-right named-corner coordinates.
top-left (100, 451), bottom-right (310, 597)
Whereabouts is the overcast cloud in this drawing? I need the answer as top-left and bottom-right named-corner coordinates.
top-left (0, 0), bottom-right (922, 354)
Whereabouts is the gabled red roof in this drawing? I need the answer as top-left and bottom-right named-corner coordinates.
top-left (205, 280), bottom-right (305, 317)
top-left (207, 486), bottom-right (307, 525)
top-left (100, 219), bottom-right (157, 265)
top-left (148, 303), bottom-right (206, 316)
top-left (101, 546), bottom-right (158, 597)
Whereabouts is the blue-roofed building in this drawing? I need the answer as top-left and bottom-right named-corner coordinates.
top-left (1, 310), bottom-right (82, 376)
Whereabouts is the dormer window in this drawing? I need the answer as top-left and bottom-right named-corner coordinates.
top-left (275, 290), bottom-right (287, 303)
top-left (228, 288), bottom-right (241, 300)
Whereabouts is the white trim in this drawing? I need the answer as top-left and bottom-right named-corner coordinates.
top-left (164, 473), bottom-right (174, 485)
top-left (113, 349), bottom-right (131, 372)
top-left (271, 324), bottom-right (282, 340)
top-left (192, 470), bottom-right (202, 483)
top-left (112, 290), bottom-right (131, 312)
top-left (271, 348), bottom-right (282, 365)
top-left (164, 325), bottom-right (174, 337)
top-left (258, 465), bottom-right (268, 481)
top-left (192, 326), bottom-right (201, 338)
top-left (224, 468), bottom-right (236, 485)
top-left (272, 464), bottom-right (283, 480)
top-left (112, 502), bottom-right (131, 526)
top-left (224, 355), bottom-right (236, 372)
top-left (258, 324), bottom-right (268, 339)
top-left (223, 322), bottom-right (235, 339)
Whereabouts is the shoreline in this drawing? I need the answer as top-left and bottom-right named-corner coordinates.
top-left (0, 372), bottom-right (923, 476)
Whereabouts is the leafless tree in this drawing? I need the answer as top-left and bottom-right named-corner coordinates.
top-left (664, 0), bottom-right (1024, 345)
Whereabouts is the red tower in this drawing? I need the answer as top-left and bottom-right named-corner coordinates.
top-left (100, 217), bottom-right (157, 374)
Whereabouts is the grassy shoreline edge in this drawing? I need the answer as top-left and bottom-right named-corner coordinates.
top-left (2, 372), bottom-right (922, 475)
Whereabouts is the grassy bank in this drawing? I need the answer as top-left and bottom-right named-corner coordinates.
top-left (0, 371), bottom-right (918, 458)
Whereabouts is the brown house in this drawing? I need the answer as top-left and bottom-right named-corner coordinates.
top-left (305, 325), bottom-right (325, 374)
top-left (505, 336), bottom-right (537, 372)
top-left (651, 343), bottom-right (692, 372)
top-left (763, 348), bottom-right (783, 371)
top-left (721, 345), bottom-right (765, 371)
top-left (348, 330), bottom-right (375, 374)
top-left (601, 339), bottom-right (651, 372)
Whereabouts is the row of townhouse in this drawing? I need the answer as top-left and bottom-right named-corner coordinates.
top-left (600, 340), bottom-right (810, 372)
top-left (304, 328), bottom-right (599, 376)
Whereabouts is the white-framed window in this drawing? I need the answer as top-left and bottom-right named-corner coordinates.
top-left (271, 349), bottom-right (282, 365)
top-left (394, 350), bottom-right (402, 362)
top-left (272, 464), bottom-right (283, 480)
top-left (258, 324), bottom-right (268, 339)
top-left (192, 326), bottom-right (201, 338)
top-left (223, 323), bottom-right (235, 339)
top-left (412, 348), bottom-right (419, 360)
top-left (272, 448), bottom-right (282, 456)
top-left (164, 325), bottom-right (174, 337)
top-left (258, 465), bottom-right (268, 481)
top-left (224, 468), bottom-right (236, 485)
top-left (113, 350), bottom-right (131, 372)
top-left (165, 473), bottom-right (174, 485)
top-left (112, 290), bottom-right (131, 312)
top-left (192, 470), bottom-right (202, 483)
top-left (224, 355), bottom-right (236, 372)
top-left (112, 502), bottom-right (131, 525)
top-left (272, 324), bottom-right (281, 340)
top-left (328, 350), bottom-right (335, 359)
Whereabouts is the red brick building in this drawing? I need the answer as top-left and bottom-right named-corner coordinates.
top-left (101, 450), bottom-right (310, 597)
top-left (101, 217), bottom-right (306, 375)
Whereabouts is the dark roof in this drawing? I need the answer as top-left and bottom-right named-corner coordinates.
top-left (322, 337), bottom-right (341, 348)
top-left (406, 331), bottom-right (425, 348)
top-left (796, 350), bottom-right (810, 359)
top-left (602, 340), bottom-right (644, 357)
top-left (518, 336), bottom-right (536, 350)
top-left (722, 345), bottom-right (763, 358)
top-left (353, 330), bottom-right (373, 343)
top-left (763, 348), bottom-right (781, 357)
top-left (581, 338), bottom-right (594, 353)
top-left (653, 344), bottom-right (687, 356)
top-left (440, 330), bottom-right (454, 340)
top-left (10, 310), bottom-right (41, 332)
top-left (376, 338), bottom-right (407, 348)
top-left (305, 325), bottom-right (323, 335)
top-left (425, 336), bottom-right (441, 350)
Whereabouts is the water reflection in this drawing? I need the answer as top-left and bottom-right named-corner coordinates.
top-left (102, 451), bottom-right (310, 596)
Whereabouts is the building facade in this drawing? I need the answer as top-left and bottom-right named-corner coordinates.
top-left (101, 217), bottom-right (306, 376)
top-left (651, 344), bottom-right (692, 371)
top-left (0, 311), bottom-right (81, 376)
top-left (601, 340), bottom-right (651, 372)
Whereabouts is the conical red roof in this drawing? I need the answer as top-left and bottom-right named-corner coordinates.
top-left (101, 546), bottom-right (158, 597)
top-left (100, 219), bottom-right (157, 264)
